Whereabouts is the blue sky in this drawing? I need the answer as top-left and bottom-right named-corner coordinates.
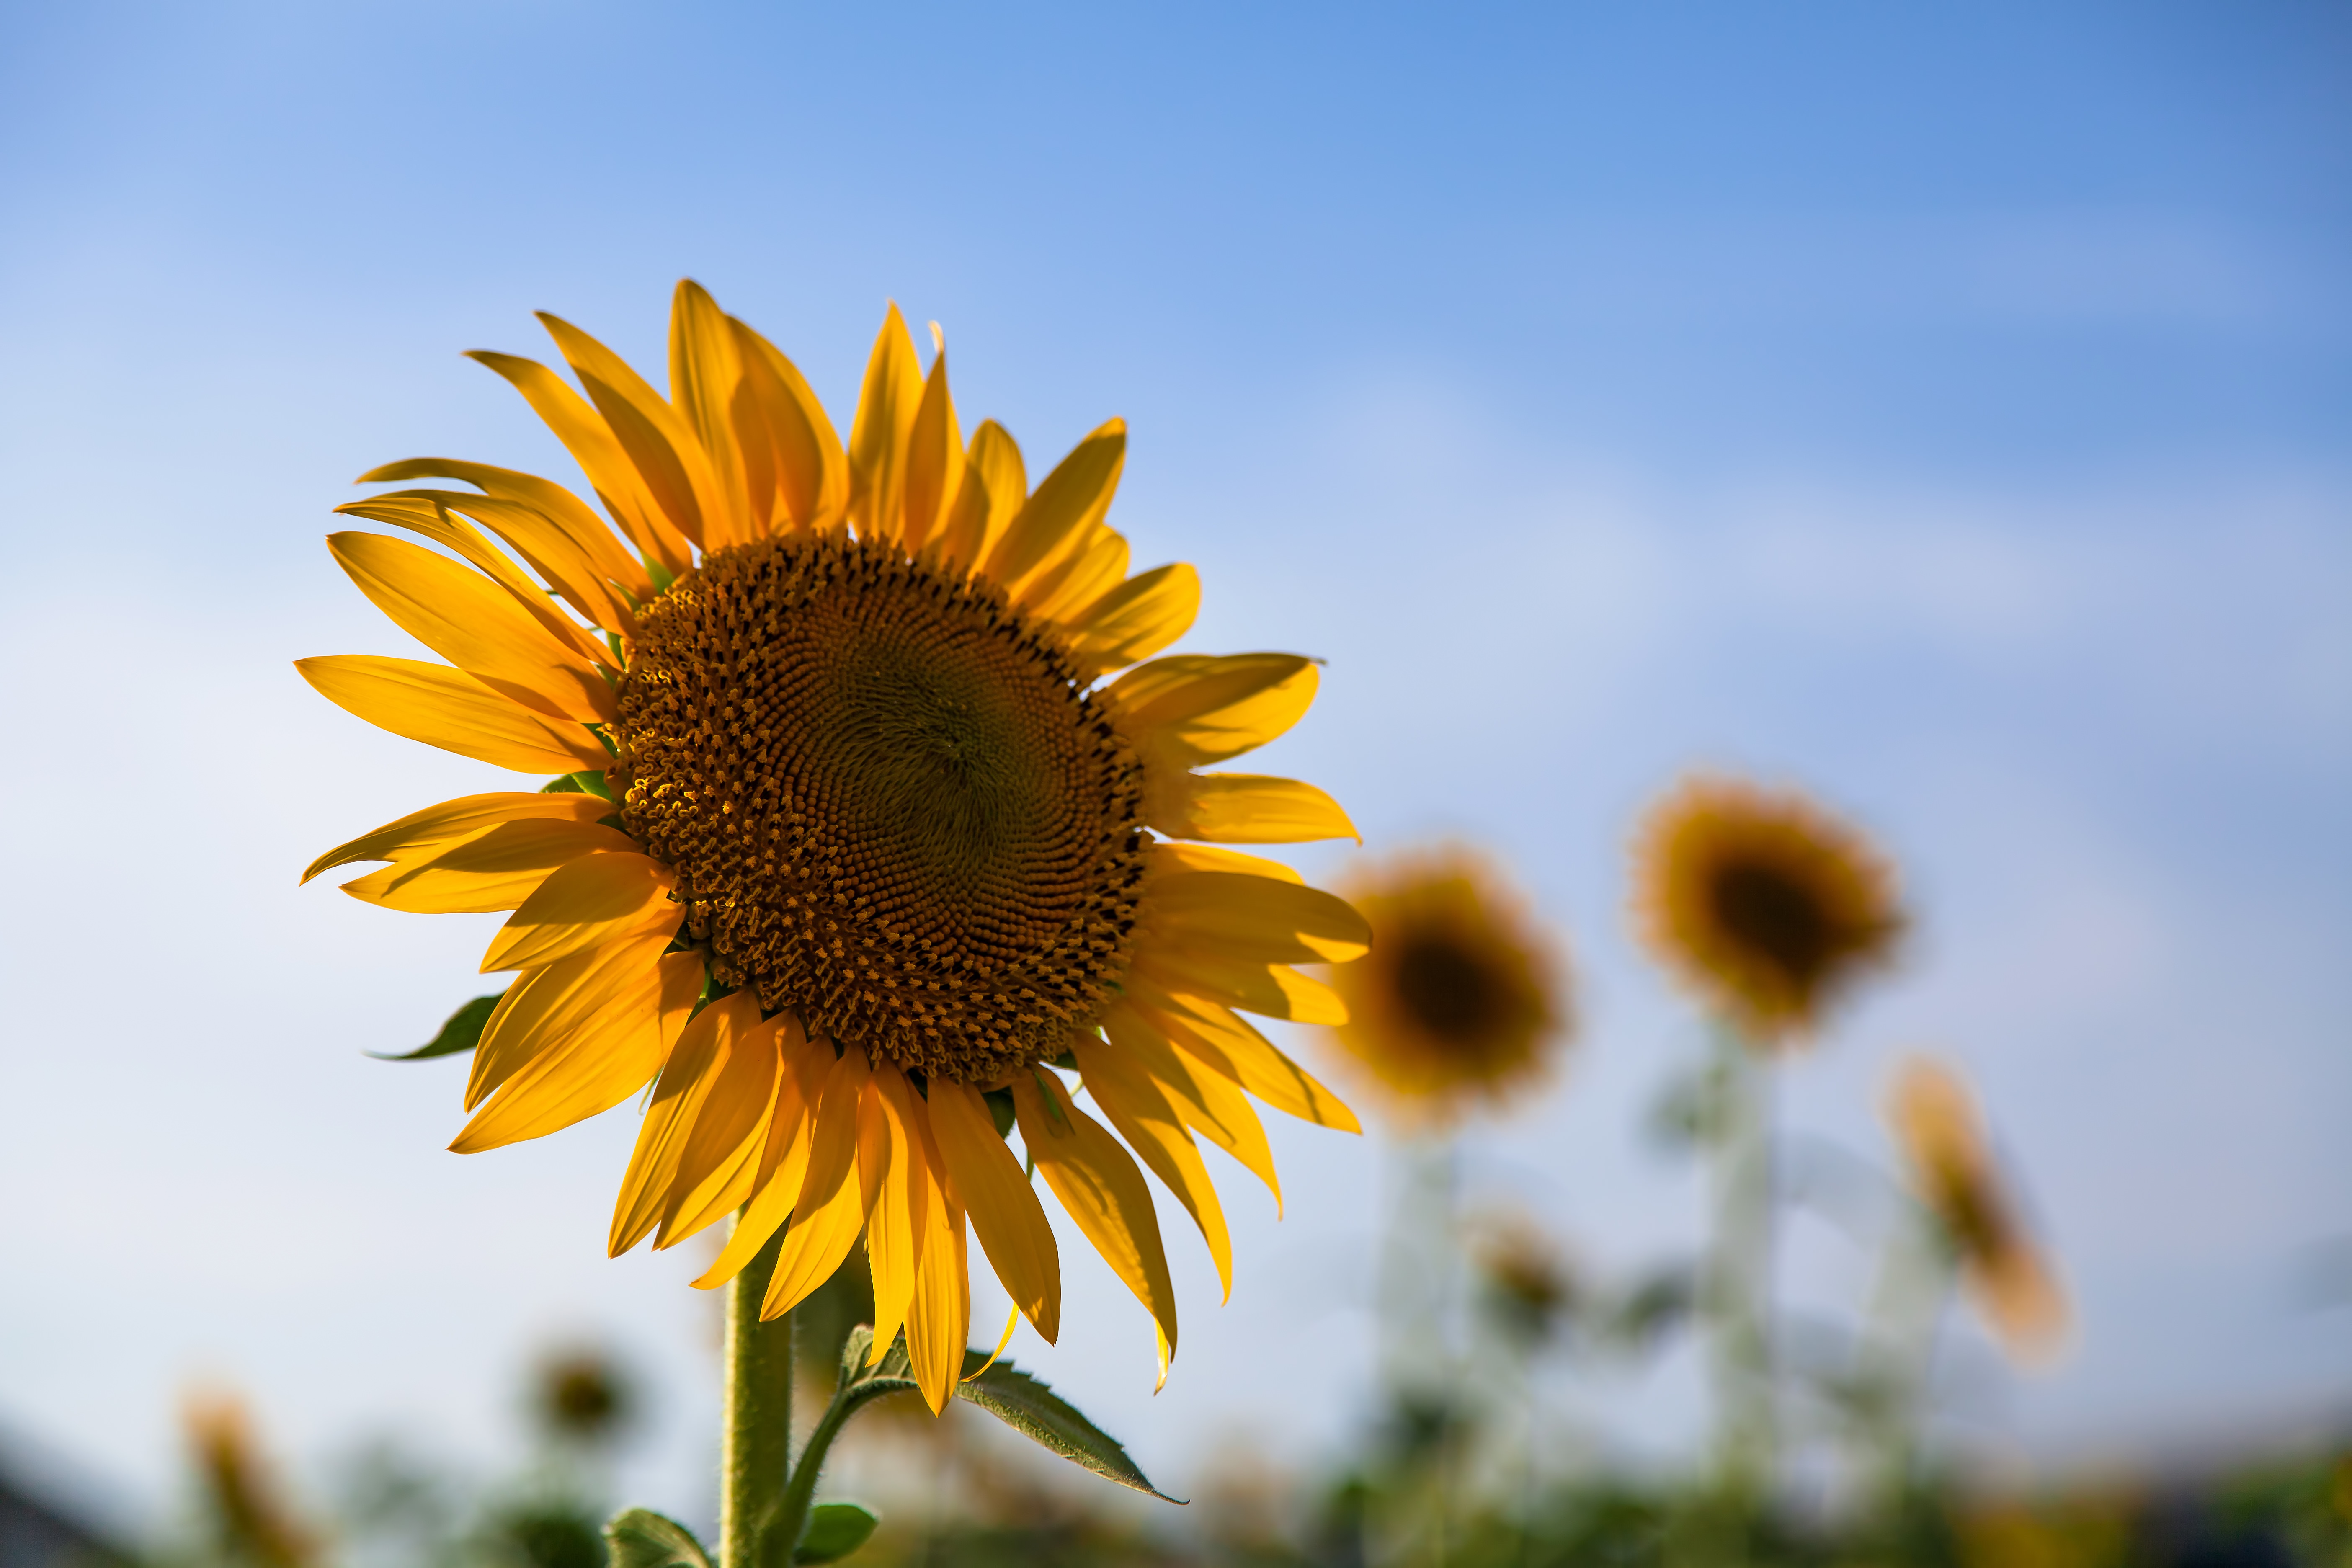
top-left (2, 0), bottom-right (2347, 1532)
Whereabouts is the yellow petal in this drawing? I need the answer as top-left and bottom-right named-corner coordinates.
top-left (1101, 1000), bottom-right (1281, 1212)
top-left (464, 931), bottom-right (676, 1111)
top-left (903, 1105), bottom-right (970, 1413)
top-left (465, 348), bottom-right (692, 577)
top-left (1124, 977), bottom-right (1361, 1134)
top-left (304, 791), bottom-right (611, 885)
top-left (327, 531), bottom-right (616, 725)
top-left (1155, 774), bottom-right (1359, 845)
top-left (482, 851), bottom-right (679, 972)
top-left (847, 304), bottom-right (923, 544)
top-left (984, 419), bottom-right (1125, 596)
top-left (1012, 1070), bottom-right (1178, 1365)
top-left (1107, 654), bottom-right (1318, 766)
top-left (1071, 1032), bottom-right (1233, 1300)
top-left (1144, 840), bottom-right (1302, 884)
top-left (358, 457), bottom-right (653, 601)
top-left (1020, 525), bottom-right (1129, 623)
top-left (747, 1049), bottom-right (872, 1309)
top-left (899, 337), bottom-right (964, 552)
top-left (667, 280), bottom-right (754, 548)
top-left (657, 1014), bottom-right (791, 1248)
top-left (609, 992), bottom-right (737, 1256)
top-left (1063, 563), bottom-right (1201, 676)
top-left (336, 493), bottom-right (620, 667)
top-left (340, 818), bottom-right (636, 915)
top-left (1130, 946), bottom-right (1348, 1026)
top-left (729, 316), bottom-right (848, 533)
top-left (686, 1021), bottom-right (828, 1271)
top-left (864, 1067), bottom-right (930, 1361)
top-left (537, 311), bottom-right (729, 553)
top-left (370, 490), bottom-right (637, 649)
top-left (934, 419), bottom-right (1026, 570)
top-left (1143, 871), bottom-right (1371, 965)
top-left (928, 1080), bottom-right (1062, 1343)
top-left (451, 946), bottom-right (673, 1150)
top-left (296, 655), bottom-right (611, 776)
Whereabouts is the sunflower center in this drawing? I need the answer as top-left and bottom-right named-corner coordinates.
top-left (1710, 861), bottom-right (1831, 988)
top-left (1393, 935), bottom-right (1508, 1046)
top-left (614, 531), bottom-right (1146, 1084)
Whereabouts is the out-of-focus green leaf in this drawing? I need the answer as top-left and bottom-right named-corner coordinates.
top-left (954, 1354), bottom-right (1182, 1503)
top-left (370, 994), bottom-right (503, 1060)
top-left (792, 1504), bottom-right (876, 1565)
top-left (983, 1088), bottom-right (1016, 1138)
top-left (603, 1509), bottom-right (711, 1568)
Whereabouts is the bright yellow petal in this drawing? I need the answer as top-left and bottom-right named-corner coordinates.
top-left (647, 996), bottom-right (777, 1244)
top-left (1107, 653), bottom-right (1318, 766)
top-left (729, 316), bottom-right (848, 533)
top-left (340, 818), bottom-right (636, 915)
top-left (744, 1048), bottom-right (871, 1308)
top-left (928, 1080), bottom-right (1062, 1343)
top-left (688, 1020), bottom-right (827, 1271)
top-left (609, 991), bottom-right (738, 1256)
top-left (934, 419), bottom-right (1026, 570)
top-left (863, 1067), bottom-right (929, 1361)
top-left (1101, 1000), bottom-right (1281, 1212)
top-left (899, 336), bottom-right (964, 553)
top-left (984, 419), bottom-right (1124, 596)
top-left (1145, 840), bottom-right (1303, 884)
top-left (481, 851), bottom-right (680, 972)
top-left (358, 457), bottom-right (653, 601)
top-left (1071, 1032), bottom-right (1233, 1300)
top-left (1144, 870), bottom-right (1371, 965)
top-left (1124, 978), bottom-right (1362, 1134)
top-left (326, 531), bottom-right (616, 725)
top-left (451, 944), bottom-right (673, 1150)
top-left (537, 311), bottom-right (729, 553)
top-left (847, 305), bottom-right (923, 544)
top-left (296, 656), bottom-right (611, 776)
top-left (1154, 774), bottom-right (1359, 845)
top-left (667, 280), bottom-right (754, 548)
top-left (369, 490), bottom-right (637, 649)
top-left (1063, 562), bottom-right (1200, 676)
top-left (336, 493), bottom-right (621, 666)
top-left (903, 1106), bottom-right (970, 1413)
top-left (465, 348), bottom-right (692, 576)
top-left (1020, 525), bottom-right (1128, 623)
top-left (1130, 946), bottom-right (1348, 1026)
top-left (304, 792), bottom-right (611, 885)
top-left (1012, 1070), bottom-right (1178, 1366)
top-left (464, 931), bottom-right (676, 1111)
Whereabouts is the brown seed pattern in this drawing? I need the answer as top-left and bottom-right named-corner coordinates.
top-left (615, 531), bottom-right (1146, 1084)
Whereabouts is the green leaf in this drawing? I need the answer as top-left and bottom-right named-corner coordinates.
top-left (792, 1504), bottom-right (876, 1565)
top-left (954, 1354), bottom-right (1183, 1503)
top-left (603, 1509), bottom-right (712, 1568)
top-left (837, 1327), bottom-right (914, 1394)
top-left (540, 769), bottom-right (613, 799)
top-left (982, 1088), bottom-right (1016, 1139)
top-left (369, 993), bottom-right (504, 1061)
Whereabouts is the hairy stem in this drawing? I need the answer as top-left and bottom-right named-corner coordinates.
top-left (720, 1225), bottom-right (793, 1568)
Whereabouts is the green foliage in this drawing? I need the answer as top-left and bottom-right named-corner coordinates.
top-left (954, 1351), bottom-right (1181, 1504)
top-left (370, 994), bottom-right (503, 1060)
top-left (603, 1509), bottom-right (712, 1568)
top-left (790, 1505), bottom-right (876, 1566)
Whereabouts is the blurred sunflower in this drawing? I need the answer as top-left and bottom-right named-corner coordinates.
top-left (1631, 775), bottom-right (1903, 1047)
top-left (300, 284), bottom-right (1368, 1412)
top-left (1887, 1055), bottom-right (2067, 1362)
top-left (1324, 846), bottom-right (1571, 1126)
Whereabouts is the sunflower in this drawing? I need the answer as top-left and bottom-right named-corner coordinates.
top-left (300, 283), bottom-right (1368, 1413)
top-left (1887, 1055), bottom-right (2067, 1363)
top-left (1630, 775), bottom-right (1904, 1046)
top-left (1323, 845), bottom-right (1570, 1126)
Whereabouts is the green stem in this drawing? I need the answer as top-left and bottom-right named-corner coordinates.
top-left (1705, 1026), bottom-right (1777, 1502)
top-left (720, 1225), bottom-right (794, 1568)
top-left (772, 1367), bottom-right (904, 1561)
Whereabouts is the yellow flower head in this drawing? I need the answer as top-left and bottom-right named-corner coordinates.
top-left (1887, 1054), bottom-right (2068, 1364)
top-left (301, 284), bottom-right (1369, 1412)
top-left (1324, 845), bottom-right (1571, 1127)
top-left (1630, 775), bottom-right (1904, 1046)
